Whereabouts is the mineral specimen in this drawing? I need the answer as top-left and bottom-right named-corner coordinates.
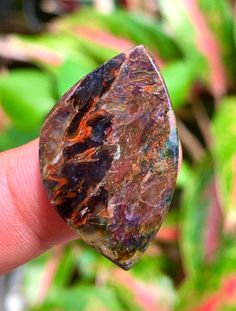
top-left (39, 45), bottom-right (179, 270)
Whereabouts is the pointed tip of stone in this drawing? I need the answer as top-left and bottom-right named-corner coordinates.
top-left (114, 259), bottom-right (136, 271)
top-left (132, 44), bottom-right (147, 53)
top-left (135, 44), bottom-right (145, 49)
top-left (112, 253), bottom-right (142, 271)
top-left (100, 249), bottom-right (138, 271)
top-left (129, 45), bottom-right (152, 61)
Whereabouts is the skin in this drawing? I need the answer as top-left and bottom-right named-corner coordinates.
top-left (0, 139), bottom-right (182, 275)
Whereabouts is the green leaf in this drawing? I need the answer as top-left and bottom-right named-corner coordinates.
top-left (180, 157), bottom-right (214, 277)
top-left (177, 236), bottom-right (236, 310)
top-left (24, 252), bottom-right (51, 306)
top-left (56, 9), bottom-right (181, 61)
top-left (159, 0), bottom-right (200, 58)
top-left (74, 37), bottom-right (119, 65)
top-left (162, 57), bottom-right (203, 109)
top-left (111, 283), bottom-right (142, 311)
top-left (53, 246), bottom-right (76, 288)
top-left (0, 69), bottom-right (55, 131)
top-left (100, 10), bottom-right (181, 61)
top-left (18, 34), bottom-right (85, 71)
top-left (75, 246), bottom-right (99, 280)
top-left (31, 286), bottom-right (124, 311)
top-left (176, 161), bottom-right (193, 188)
top-left (56, 56), bottom-right (96, 97)
top-left (212, 96), bottom-right (236, 216)
top-left (213, 97), bottom-right (236, 166)
top-left (125, 13), bottom-right (182, 61)
top-left (199, 0), bottom-right (236, 81)
top-left (0, 127), bottom-right (38, 151)
top-left (57, 8), bottom-right (102, 30)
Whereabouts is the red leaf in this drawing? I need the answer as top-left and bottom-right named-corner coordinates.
top-left (193, 275), bottom-right (236, 311)
top-left (157, 226), bottom-right (179, 242)
top-left (203, 178), bottom-right (222, 262)
top-left (73, 26), bottom-right (133, 52)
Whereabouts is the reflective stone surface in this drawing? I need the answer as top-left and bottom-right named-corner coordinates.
top-left (39, 45), bottom-right (179, 269)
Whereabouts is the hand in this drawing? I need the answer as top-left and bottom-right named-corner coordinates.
top-left (0, 139), bottom-right (76, 275)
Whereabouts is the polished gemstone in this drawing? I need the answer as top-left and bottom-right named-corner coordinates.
top-left (39, 45), bottom-right (179, 270)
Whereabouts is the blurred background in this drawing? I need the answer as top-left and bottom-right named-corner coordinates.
top-left (0, 0), bottom-right (236, 310)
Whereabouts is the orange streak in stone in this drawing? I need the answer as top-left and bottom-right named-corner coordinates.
top-left (66, 192), bottom-right (77, 198)
top-left (72, 214), bottom-right (89, 226)
top-left (49, 175), bottom-right (68, 201)
top-left (143, 84), bottom-right (158, 93)
top-left (49, 175), bottom-right (68, 188)
top-left (67, 108), bottom-right (106, 143)
top-left (67, 116), bottom-right (92, 143)
top-left (80, 147), bottom-right (98, 160)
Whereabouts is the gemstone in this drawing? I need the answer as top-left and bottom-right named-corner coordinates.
top-left (39, 45), bottom-right (179, 270)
